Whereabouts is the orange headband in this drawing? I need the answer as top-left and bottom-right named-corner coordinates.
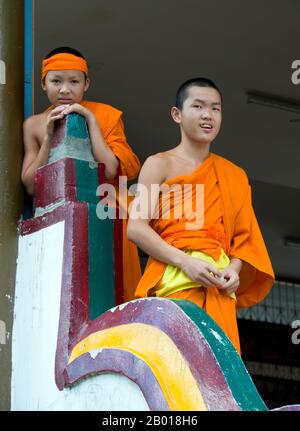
top-left (42, 53), bottom-right (88, 80)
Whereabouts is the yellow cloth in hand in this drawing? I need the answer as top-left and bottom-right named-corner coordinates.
top-left (155, 248), bottom-right (236, 300)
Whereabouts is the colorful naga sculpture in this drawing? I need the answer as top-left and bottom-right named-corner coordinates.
top-left (11, 114), bottom-right (300, 411)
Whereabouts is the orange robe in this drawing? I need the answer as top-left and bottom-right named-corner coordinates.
top-left (135, 153), bottom-right (275, 353)
top-left (80, 101), bottom-right (142, 301)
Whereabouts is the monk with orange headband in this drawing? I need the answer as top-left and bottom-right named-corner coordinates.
top-left (21, 46), bottom-right (141, 300)
top-left (22, 46), bottom-right (140, 192)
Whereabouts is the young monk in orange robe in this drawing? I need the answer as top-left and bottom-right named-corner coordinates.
top-left (21, 46), bottom-right (141, 300)
top-left (127, 77), bottom-right (274, 354)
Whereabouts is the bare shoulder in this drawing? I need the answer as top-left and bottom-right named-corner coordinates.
top-left (23, 112), bottom-right (48, 149)
top-left (145, 150), bottom-right (177, 166)
top-left (23, 112), bottom-right (47, 128)
top-left (139, 152), bottom-right (171, 185)
top-left (23, 112), bottom-right (45, 126)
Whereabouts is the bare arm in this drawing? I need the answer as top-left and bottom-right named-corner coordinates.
top-left (58, 104), bottom-right (119, 179)
top-left (21, 106), bottom-right (68, 196)
top-left (86, 114), bottom-right (119, 179)
top-left (127, 156), bottom-right (225, 288)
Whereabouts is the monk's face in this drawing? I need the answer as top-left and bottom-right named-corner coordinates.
top-left (172, 86), bottom-right (222, 145)
top-left (42, 70), bottom-right (90, 107)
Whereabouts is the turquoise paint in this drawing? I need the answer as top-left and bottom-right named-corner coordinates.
top-left (74, 158), bottom-right (115, 320)
top-left (67, 113), bottom-right (89, 139)
top-left (88, 203), bottom-right (115, 320)
top-left (75, 160), bottom-right (100, 205)
top-left (170, 299), bottom-right (268, 411)
top-left (49, 114), bottom-right (95, 163)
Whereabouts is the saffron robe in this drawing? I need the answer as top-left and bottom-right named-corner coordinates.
top-left (80, 101), bottom-right (140, 181)
top-left (134, 152), bottom-right (275, 352)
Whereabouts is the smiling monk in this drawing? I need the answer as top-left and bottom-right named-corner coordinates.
top-left (127, 77), bottom-right (274, 354)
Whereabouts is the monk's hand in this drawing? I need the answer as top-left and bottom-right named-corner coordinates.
top-left (59, 103), bottom-right (94, 122)
top-left (45, 105), bottom-right (68, 140)
top-left (180, 255), bottom-right (225, 289)
top-left (218, 267), bottom-right (240, 296)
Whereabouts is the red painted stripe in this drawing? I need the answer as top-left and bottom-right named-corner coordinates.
top-left (34, 158), bottom-right (77, 209)
top-left (20, 204), bottom-right (70, 235)
top-left (54, 203), bottom-right (90, 389)
top-left (97, 162), bottom-right (106, 185)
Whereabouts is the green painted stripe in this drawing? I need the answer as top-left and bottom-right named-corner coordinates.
top-left (75, 158), bottom-right (116, 319)
top-left (67, 113), bottom-right (89, 139)
top-left (75, 159), bottom-right (100, 205)
top-left (88, 203), bottom-right (115, 320)
top-left (169, 299), bottom-right (268, 411)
